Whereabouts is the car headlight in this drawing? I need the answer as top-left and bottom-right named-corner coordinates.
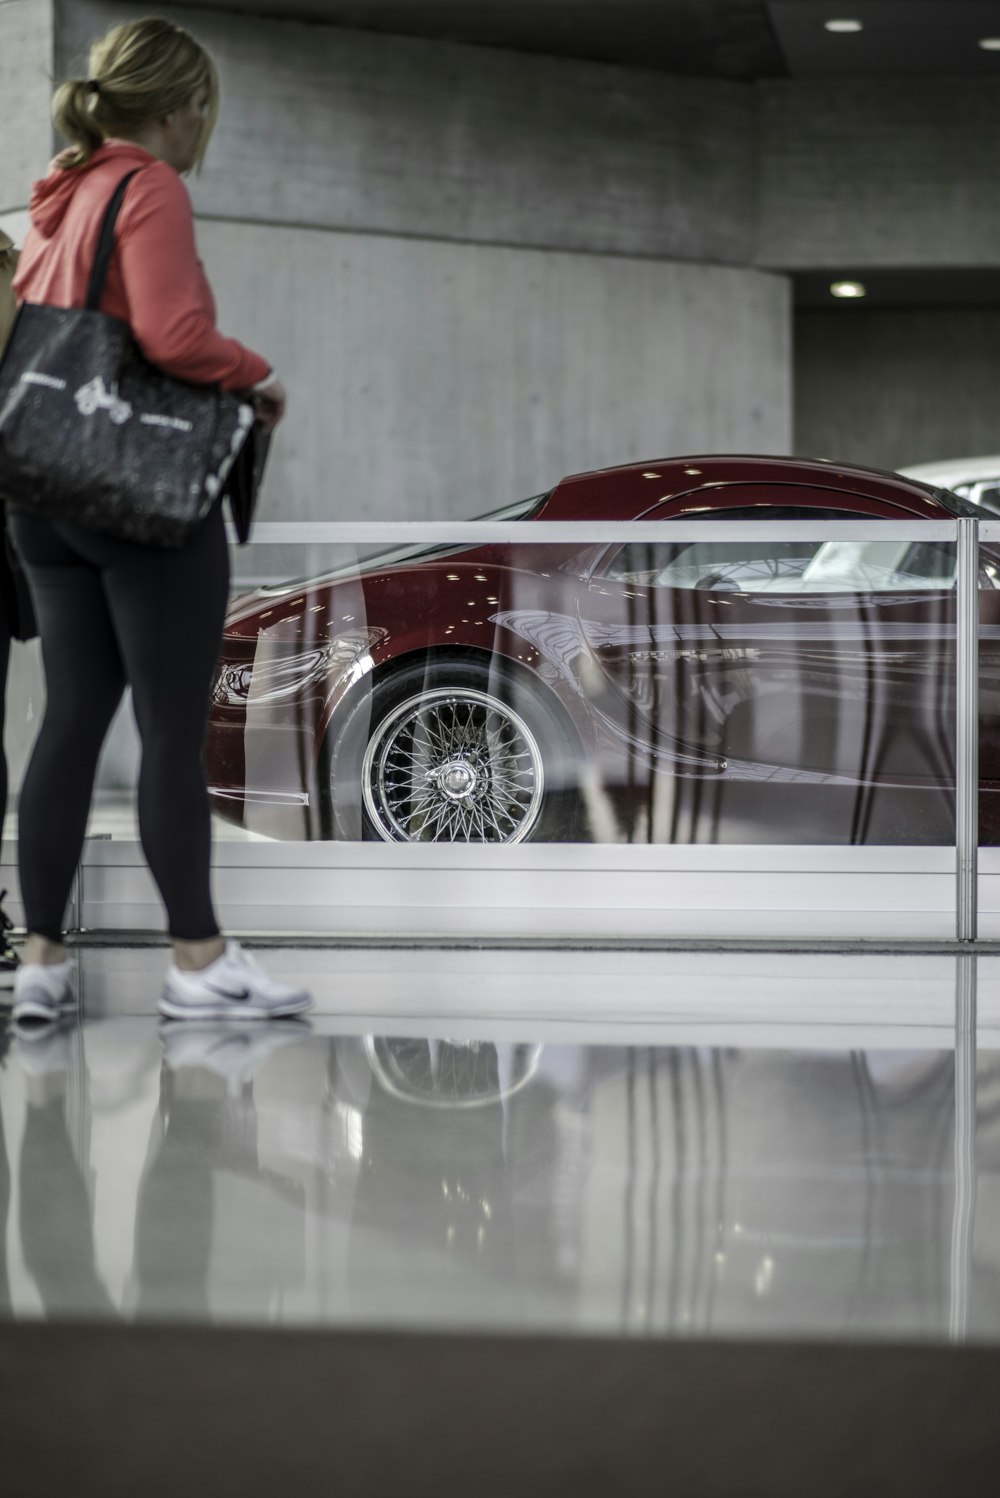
top-left (212, 627), bottom-right (387, 707)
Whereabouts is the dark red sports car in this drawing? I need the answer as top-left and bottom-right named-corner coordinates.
top-left (205, 453), bottom-right (994, 845)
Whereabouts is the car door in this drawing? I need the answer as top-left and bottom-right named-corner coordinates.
top-left (578, 489), bottom-right (959, 787)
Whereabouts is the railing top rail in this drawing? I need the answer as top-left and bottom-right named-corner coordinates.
top-left (233, 520), bottom-right (958, 545)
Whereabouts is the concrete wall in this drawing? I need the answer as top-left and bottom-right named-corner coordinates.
top-left (57, 1), bottom-right (758, 263)
top-left (202, 220), bottom-right (790, 521)
top-left (0, 0), bottom-right (55, 217)
top-left (794, 309), bottom-right (1000, 473)
top-left (758, 80), bottom-right (1000, 270)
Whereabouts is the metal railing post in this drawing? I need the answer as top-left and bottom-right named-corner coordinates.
top-left (956, 517), bottom-right (979, 941)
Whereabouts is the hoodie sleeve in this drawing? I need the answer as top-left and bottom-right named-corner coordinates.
top-left (115, 163), bottom-right (270, 391)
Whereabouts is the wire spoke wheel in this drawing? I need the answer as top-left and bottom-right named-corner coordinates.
top-left (362, 687), bottom-right (544, 843)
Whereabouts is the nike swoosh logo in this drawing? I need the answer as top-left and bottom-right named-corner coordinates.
top-left (203, 983), bottom-right (252, 1001)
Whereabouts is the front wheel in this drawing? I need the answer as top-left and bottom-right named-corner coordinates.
top-left (324, 659), bottom-right (583, 843)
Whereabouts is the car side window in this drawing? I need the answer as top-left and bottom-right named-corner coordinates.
top-left (605, 507), bottom-right (957, 594)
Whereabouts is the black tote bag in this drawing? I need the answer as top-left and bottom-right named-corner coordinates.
top-left (0, 169), bottom-right (258, 548)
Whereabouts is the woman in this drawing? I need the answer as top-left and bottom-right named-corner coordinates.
top-left (9, 17), bottom-right (311, 1023)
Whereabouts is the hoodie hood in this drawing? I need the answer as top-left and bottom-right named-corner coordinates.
top-left (28, 141), bottom-right (157, 238)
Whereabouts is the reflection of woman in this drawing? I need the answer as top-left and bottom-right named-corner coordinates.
top-left (1, 226), bottom-right (37, 980)
top-left (6, 18), bottom-right (311, 1023)
top-left (15, 1028), bottom-right (118, 1319)
top-left (132, 1028), bottom-right (307, 1319)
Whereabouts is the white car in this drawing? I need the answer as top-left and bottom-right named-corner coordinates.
top-left (900, 457), bottom-right (1000, 516)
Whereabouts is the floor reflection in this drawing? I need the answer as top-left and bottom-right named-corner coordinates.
top-left (0, 1002), bottom-right (997, 1341)
top-left (3, 1022), bottom-right (117, 1319)
top-left (132, 1024), bottom-right (308, 1320)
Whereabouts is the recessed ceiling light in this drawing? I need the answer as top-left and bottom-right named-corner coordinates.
top-left (979, 37), bottom-right (1000, 51)
top-left (824, 19), bottom-right (863, 33)
top-left (830, 280), bottom-right (867, 299)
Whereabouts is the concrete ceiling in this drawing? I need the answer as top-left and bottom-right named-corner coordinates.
top-left (166, 2), bottom-right (1000, 308)
top-left (173, 1), bottom-right (1000, 79)
top-left (794, 269), bottom-right (1000, 310)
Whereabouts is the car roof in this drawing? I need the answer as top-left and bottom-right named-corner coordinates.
top-left (537, 453), bottom-right (950, 521)
top-left (899, 456), bottom-right (1000, 487)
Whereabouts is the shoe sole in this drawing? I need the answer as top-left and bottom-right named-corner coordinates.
top-left (158, 991), bottom-right (313, 1022)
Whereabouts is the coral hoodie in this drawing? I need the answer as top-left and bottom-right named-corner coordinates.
top-left (13, 141), bottom-right (269, 392)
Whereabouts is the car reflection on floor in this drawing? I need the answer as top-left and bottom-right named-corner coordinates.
top-left (1, 1000), bottom-right (997, 1342)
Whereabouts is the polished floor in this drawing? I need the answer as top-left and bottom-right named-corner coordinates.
top-left (0, 946), bottom-right (997, 1341)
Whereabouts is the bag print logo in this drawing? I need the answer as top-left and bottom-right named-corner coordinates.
top-left (74, 375), bottom-right (132, 425)
top-left (140, 413), bottom-right (194, 433)
top-left (20, 371), bottom-right (67, 391)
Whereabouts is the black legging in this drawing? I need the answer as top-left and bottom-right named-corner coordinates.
top-left (8, 505), bottom-right (229, 942)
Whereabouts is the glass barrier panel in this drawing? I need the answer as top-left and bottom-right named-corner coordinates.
top-left (199, 527), bottom-right (958, 848)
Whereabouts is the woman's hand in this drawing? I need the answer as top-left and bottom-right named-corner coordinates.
top-left (250, 375), bottom-right (286, 433)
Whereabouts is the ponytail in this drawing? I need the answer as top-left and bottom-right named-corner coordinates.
top-left (49, 19), bottom-right (219, 174)
top-left (51, 77), bottom-right (105, 169)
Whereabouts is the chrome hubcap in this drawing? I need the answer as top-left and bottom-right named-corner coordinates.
top-left (438, 760), bottom-right (478, 800)
top-left (362, 686), bottom-right (544, 843)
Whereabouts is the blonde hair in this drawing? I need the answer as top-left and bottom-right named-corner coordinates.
top-left (52, 16), bottom-right (219, 173)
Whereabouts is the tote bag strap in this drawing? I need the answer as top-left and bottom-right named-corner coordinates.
top-left (85, 168), bottom-right (142, 312)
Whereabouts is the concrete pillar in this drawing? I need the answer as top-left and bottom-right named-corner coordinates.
top-left (0, 0), bottom-right (55, 244)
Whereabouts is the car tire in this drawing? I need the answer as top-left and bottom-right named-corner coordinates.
top-left (321, 657), bottom-right (584, 843)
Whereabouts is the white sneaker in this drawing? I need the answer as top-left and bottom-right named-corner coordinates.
top-left (12, 960), bottom-right (77, 1024)
top-left (159, 941), bottom-right (313, 1021)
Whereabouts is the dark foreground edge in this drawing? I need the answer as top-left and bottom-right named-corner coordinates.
top-left (2, 1324), bottom-right (1000, 1497)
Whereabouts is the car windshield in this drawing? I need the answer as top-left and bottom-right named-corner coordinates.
top-left (932, 485), bottom-right (983, 520)
top-left (258, 491), bottom-right (550, 596)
